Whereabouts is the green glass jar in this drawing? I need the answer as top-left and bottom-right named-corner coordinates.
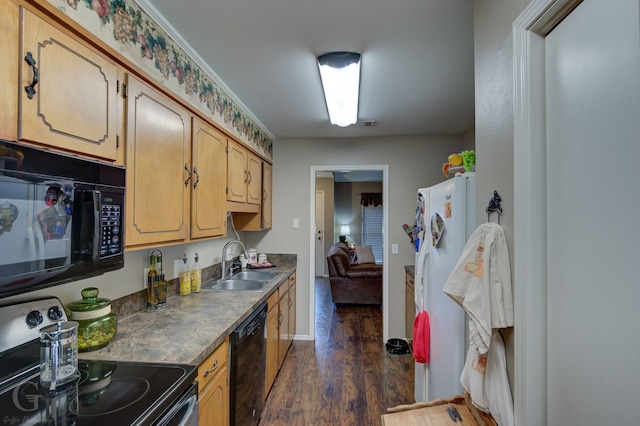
top-left (68, 287), bottom-right (117, 352)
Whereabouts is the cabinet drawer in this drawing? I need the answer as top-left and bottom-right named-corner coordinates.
top-left (197, 339), bottom-right (228, 395)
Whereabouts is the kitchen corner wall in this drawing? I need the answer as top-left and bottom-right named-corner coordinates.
top-left (473, 0), bottom-right (531, 394)
top-left (244, 134), bottom-right (471, 340)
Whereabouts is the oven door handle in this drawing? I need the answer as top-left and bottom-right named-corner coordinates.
top-left (154, 382), bottom-right (199, 426)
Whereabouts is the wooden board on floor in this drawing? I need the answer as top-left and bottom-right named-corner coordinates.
top-left (381, 402), bottom-right (473, 426)
top-left (382, 393), bottom-right (497, 426)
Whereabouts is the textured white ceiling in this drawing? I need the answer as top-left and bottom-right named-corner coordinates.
top-left (141, 0), bottom-right (475, 140)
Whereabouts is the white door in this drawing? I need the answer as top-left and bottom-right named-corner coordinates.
top-left (545, 1), bottom-right (640, 424)
top-left (315, 190), bottom-right (325, 276)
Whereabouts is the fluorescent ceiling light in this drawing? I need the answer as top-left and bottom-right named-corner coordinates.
top-left (317, 52), bottom-right (361, 127)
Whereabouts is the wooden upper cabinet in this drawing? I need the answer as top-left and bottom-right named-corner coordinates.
top-left (191, 117), bottom-right (227, 239)
top-left (19, 8), bottom-right (118, 161)
top-left (0, 0), bottom-right (19, 142)
top-left (227, 139), bottom-right (262, 207)
top-left (231, 159), bottom-right (272, 231)
top-left (125, 74), bottom-right (191, 247)
top-left (262, 162), bottom-right (273, 229)
top-left (227, 139), bottom-right (248, 203)
top-left (246, 151), bottom-right (262, 205)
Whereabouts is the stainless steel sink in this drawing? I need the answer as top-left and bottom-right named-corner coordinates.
top-left (202, 270), bottom-right (280, 291)
top-left (206, 279), bottom-right (265, 291)
top-left (230, 271), bottom-right (280, 281)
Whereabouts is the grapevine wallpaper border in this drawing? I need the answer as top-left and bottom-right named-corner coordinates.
top-left (49, 0), bottom-right (273, 159)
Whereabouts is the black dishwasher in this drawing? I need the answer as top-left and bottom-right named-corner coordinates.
top-left (230, 301), bottom-right (268, 426)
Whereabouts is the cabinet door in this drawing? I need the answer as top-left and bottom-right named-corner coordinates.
top-left (262, 162), bottom-right (273, 229)
top-left (191, 118), bottom-right (227, 239)
top-left (246, 152), bottom-right (262, 205)
top-left (265, 300), bottom-right (280, 398)
top-left (19, 8), bottom-right (118, 161)
top-left (227, 139), bottom-right (248, 203)
top-left (278, 288), bottom-right (290, 368)
top-left (287, 274), bottom-right (296, 346)
top-left (0, 1), bottom-right (19, 141)
top-left (199, 364), bottom-right (229, 426)
top-left (125, 74), bottom-right (190, 247)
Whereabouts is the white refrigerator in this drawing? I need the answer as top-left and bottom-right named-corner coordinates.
top-left (413, 172), bottom-right (476, 402)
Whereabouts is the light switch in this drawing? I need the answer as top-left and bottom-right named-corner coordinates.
top-left (392, 243), bottom-right (399, 254)
top-left (293, 218), bottom-right (300, 228)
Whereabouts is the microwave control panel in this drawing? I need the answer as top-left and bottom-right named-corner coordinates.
top-left (101, 203), bottom-right (122, 257)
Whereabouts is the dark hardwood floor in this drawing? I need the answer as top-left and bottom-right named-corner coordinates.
top-left (260, 277), bottom-right (415, 426)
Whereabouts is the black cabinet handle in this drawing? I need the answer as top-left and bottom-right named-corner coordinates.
top-left (184, 163), bottom-right (191, 187)
top-left (193, 167), bottom-right (200, 189)
top-left (24, 52), bottom-right (39, 99)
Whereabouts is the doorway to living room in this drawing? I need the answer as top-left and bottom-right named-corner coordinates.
top-left (310, 165), bottom-right (390, 343)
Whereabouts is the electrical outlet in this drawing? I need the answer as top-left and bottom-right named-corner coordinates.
top-left (392, 244), bottom-right (399, 254)
top-left (293, 218), bottom-right (300, 228)
top-left (174, 259), bottom-right (182, 279)
top-left (143, 267), bottom-right (149, 289)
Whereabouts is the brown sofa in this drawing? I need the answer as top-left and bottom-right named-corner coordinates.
top-left (326, 243), bottom-right (382, 305)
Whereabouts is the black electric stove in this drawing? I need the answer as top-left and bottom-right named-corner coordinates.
top-left (0, 297), bottom-right (198, 426)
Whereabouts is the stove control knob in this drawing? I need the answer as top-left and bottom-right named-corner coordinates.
top-left (26, 310), bottom-right (43, 327)
top-left (47, 306), bottom-right (63, 321)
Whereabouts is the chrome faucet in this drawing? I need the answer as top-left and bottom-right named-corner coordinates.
top-left (220, 240), bottom-right (248, 280)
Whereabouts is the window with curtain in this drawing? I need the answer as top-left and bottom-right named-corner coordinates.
top-left (361, 192), bottom-right (383, 263)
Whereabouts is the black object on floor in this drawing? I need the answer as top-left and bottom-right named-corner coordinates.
top-left (385, 338), bottom-right (411, 355)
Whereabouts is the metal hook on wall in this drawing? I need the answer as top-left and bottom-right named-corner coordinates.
top-left (486, 190), bottom-right (503, 224)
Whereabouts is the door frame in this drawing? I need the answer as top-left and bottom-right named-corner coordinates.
top-left (315, 190), bottom-right (326, 276)
top-left (513, 1), bottom-right (582, 424)
top-left (309, 165), bottom-right (390, 343)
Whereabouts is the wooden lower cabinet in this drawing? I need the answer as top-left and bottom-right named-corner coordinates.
top-left (198, 338), bottom-right (229, 425)
top-left (265, 290), bottom-right (280, 398)
top-left (264, 271), bottom-right (297, 398)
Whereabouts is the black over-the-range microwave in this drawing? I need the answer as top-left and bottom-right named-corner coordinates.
top-left (0, 140), bottom-right (125, 299)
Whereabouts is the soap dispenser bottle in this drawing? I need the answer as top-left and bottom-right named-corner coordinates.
top-left (179, 253), bottom-right (191, 296)
top-left (191, 253), bottom-right (201, 293)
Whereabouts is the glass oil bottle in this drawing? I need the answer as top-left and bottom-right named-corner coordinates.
top-left (179, 253), bottom-right (191, 296)
top-left (155, 250), bottom-right (167, 307)
top-left (146, 254), bottom-right (159, 311)
top-left (191, 253), bottom-right (201, 293)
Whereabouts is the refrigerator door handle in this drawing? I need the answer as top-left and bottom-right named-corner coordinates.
top-left (415, 248), bottom-right (428, 312)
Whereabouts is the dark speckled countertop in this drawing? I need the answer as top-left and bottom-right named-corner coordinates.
top-left (405, 265), bottom-right (415, 277)
top-left (79, 258), bottom-right (296, 367)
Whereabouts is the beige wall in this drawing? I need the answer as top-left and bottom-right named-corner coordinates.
top-left (473, 0), bottom-right (531, 392)
top-left (245, 134), bottom-right (470, 339)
